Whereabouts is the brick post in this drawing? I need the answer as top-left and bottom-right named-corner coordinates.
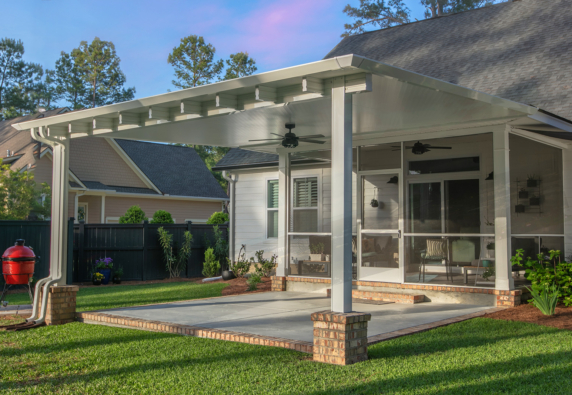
top-left (494, 289), bottom-right (521, 307)
top-left (311, 310), bottom-right (371, 365)
top-left (271, 276), bottom-right (286, 292)
top-left (43, 285), bottom-right (79, 325)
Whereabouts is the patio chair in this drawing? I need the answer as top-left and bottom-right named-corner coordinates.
top-left (419, 238), bottom-right (452, 283)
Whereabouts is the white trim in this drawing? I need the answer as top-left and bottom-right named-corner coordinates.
top-left (101, 195), bottom-right (105, 223)
top-left (67, 188), bottom-right (228, 202)
top-left (510, 128), bottom-right (570, 149)
top-left (106, 216), bottom-right (120, 223)
top-left (105, 138), bottom-right (163, 194)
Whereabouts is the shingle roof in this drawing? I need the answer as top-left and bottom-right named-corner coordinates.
top-left (115, 139), bottom-right (228, 199)
top-left (326, 0), bottom-right (572, 121)
top-left (212, 148), bottom-right (279, 170)
top-left (80, 181), bottom-right (159, 195)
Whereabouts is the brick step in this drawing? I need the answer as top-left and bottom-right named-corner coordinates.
top-left (326, 289), bottom-right (425, 304)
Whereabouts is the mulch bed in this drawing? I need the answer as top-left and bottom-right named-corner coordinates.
top-left (212, 277), bottom-right (272, 296)
top-left (486, 303), bottom-right (572, 331)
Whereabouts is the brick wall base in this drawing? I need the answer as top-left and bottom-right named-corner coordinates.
top-left (42, 285), bottom-right (79, 325)
top-left (494, 290), bottom-right (521, 307)
top-left (311, 310), bottom-right (371, 365)
top-left (271, 276), bottom-right (286, 292)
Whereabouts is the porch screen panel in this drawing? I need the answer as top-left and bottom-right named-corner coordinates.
top-left (292, 177), bottom-right (318, 233)
top-left (267, 180), bottom-right (279, 238)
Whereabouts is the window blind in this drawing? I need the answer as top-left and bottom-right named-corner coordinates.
top-left (293, 177), bottom-right (318, 208)
top-left (267, 180), bottom-right (279, 209)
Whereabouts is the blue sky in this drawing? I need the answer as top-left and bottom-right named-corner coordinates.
top-left (1, 0), bottom-right (427, 103)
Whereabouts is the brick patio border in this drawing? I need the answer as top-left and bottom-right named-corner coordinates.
top-left (76, 306), bottom-right (503, 355)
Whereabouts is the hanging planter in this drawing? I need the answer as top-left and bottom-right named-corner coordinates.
top-left (515, 204), bottom-right (525, 213)
top-left (518, 189), bottom-right (529, 199)
top-left (370, 199), bottom-right (379, 208)
top-left (527, 174), bottom-right (538, 188)
top-left (530, 196), bottom-right (540, 206)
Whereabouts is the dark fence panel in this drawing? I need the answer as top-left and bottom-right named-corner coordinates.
top-left (0, 220), bottom-right (51, 285)
top-left (73, 222), bottom-right (227, 282)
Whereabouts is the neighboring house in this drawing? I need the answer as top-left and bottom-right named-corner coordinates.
top-left (212, 0), bottom-right (572, 304)
top-left (1, 108), bottom-right (228, 223)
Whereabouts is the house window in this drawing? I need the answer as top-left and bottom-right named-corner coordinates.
top-left (77, 203), bottom-right (88, 223)
top-left (267, 179), bottom-right (279, 238)
top-left (292, 177), bottom-right (318, 232)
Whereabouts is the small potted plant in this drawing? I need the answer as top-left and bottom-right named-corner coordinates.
top-left (92, 272), bottom-right (104, 286)
top-left (370, 198), bottom-right (379, 208)
top-left (515, 204), bottom-right (525, 213)
top-left (527, 174), bottom-right (538, 188)
top-left (95, 257), bottom-right (114, 285)
top-left (486, 241), bottom-right (495, 259)
top-left (222, 258), bottom-right (237, 280)
top-left (518, 188), bottom-right (529, 199)
top-left (529, 195), bottom-right (540, 206)
top-left (310, 242), bottom-right (325, 261)
top-left (113, 266), bottom-right (123, 284)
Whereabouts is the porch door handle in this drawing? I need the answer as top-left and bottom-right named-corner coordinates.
top-left (397, 230), bottom-right (402, 239)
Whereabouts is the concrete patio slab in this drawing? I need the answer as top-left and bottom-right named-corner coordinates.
top-left (94, 292), bottom-right (492, 343)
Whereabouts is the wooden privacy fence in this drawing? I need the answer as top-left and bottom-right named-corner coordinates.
top-left (0, 220), bottom-right (227, 284)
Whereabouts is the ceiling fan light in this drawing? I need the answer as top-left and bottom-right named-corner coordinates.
top-left (387, 176), bottom-right (398, 184)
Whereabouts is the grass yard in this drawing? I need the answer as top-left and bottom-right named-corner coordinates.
top-left (2, 281), bottom-right (228, 312)
top-left (1, 318), bottom-right (572, 394)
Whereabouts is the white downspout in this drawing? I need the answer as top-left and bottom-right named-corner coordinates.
top-left (222, 171), bottom-right (236, 262)
top-left (28, 127), bottom-right (70, 324)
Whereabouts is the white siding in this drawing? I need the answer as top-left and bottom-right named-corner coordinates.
top-left (564, 145), bottom-right (572, 258)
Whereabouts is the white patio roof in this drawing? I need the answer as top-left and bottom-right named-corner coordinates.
top-left (12, 54), bottom-right (570, 153)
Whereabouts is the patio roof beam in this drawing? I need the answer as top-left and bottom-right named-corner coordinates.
top-left (144, 107), bottom-right (171, 126)
top-left (119, 112), bottom-right (142, 128)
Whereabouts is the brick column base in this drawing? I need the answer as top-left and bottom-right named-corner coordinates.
top-left (494, 289), bottom-right (521, 307)
top-left (42, 285), bottom-right (79, 325)
top-left (271, 276), bottom-right (286, 292)
top-left (311, 310), bottom-right (371, 365)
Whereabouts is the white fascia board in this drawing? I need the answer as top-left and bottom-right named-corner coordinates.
top-left (105, 138), bottom-right (163, 194)
top-left (79, 189), bottom-right (228, 202)
top-left (527, 112), bottom-right (572, 133)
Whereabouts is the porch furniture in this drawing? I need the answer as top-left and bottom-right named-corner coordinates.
top-left (291, 260), bottom-right (331, 277)
top-left (419, 238), bottom-right (452, 282)
top-left (361, 236), bottom-right (398, 268)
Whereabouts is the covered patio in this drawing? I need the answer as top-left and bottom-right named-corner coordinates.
top-left (13, 54), bottom-right (572, 363)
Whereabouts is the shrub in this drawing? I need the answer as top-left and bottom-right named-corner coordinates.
top-left (119, 205), bottom-right (147, 224)
top-left (212, 225), bottom-right (229, 269)
top-left (512, 249), bottom-right (572, 307)
top-left (114, 266), bottom-right (124, 278)
top-left (247, 272), bottom-right (262, 291)
top-left (206, 211), bottom-right (229, 225)
top-left (202, 247), bottom-right (220, 278)
top-left (158, 227), bottom-right (193, 278)
top-left (230, 245), bottom-right (251, 278)
top-left (527, 283), bottom-right (559, 316)
top-left (150, 210), bottom-right (174, 224)
top-left (94, 257), bottom-right (114, 271)
top-left (253, 250), bottom-right (277, 278)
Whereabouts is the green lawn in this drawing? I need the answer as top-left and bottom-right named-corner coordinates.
top-left (1, 318), bottom-right (571, 394)
top-left (3, 281), bottom-right (228, 311)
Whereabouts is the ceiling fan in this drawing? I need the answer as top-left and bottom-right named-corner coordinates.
top-left (248, 123), bottom-right (326, 148)
top-left (392, 141), bottom-right (452, 155)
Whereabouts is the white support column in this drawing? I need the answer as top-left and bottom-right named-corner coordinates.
top-left (331, 77), bottom-right (353, 313)
top-left (493, 125), bottom-right (514, 290)
top-left (101, 195), bottom-right (106, 223)
top-left (50, 137), bottom-right (71, 285)
top-left (276, 152), bottom-right (290, 277)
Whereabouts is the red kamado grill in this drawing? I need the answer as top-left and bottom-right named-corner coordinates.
top-left (1, 239), bottom-right (37, 303)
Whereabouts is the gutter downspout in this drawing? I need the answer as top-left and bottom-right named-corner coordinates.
top-left (28, 127), bottom-right (69, 324)
top-left (222, 171), bottom-right (237, 262)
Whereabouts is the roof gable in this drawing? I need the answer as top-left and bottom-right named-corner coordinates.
top-left (326, 0), bottom-right (572, 121)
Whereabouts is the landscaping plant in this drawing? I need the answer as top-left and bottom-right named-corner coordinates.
top-left (512, 249), bottom-right (572, 306)
top-left (526, 283), bottom-right (560, 316)
top-left (253, 250), bottom-right (277, 278)
top-left (150, 210), bottom-right (175, 224)
top-left (310, 242), bottom-right (325, 255)
top-left (212, 225), bottom-right (229, 269)
top-left (158, 227), bottom-right (193, 278)
top-left (95, 257), bottom-right (114, 271)
top-left (246, 272), bottom-right (262, 291)
top-left (230, 244), bottom-right (251, 278)
top-left (202, 247), bottom-right (220, 278)
top-left (206, 211), bottom-right (229, 225)
top-left (119, 205), bottom-right (148, 224)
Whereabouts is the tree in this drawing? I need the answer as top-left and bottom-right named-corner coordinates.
top-left (206, 212), bottom-right (229, 225)
top-left (119, 205), bottom-right (147, 224)
top-left (150, 210), bottom-right (175, 224)
top-left (0, 160), bottom-right (51, 220)
top-left (53, 51), bottom-right (88, 110)
top-left (71, 37), bottom-right (135, 108)
top-left (0, 38), bottom-right (44, 120)
top-left (342, 0), bottom-right (410, 37)
top-left (222, 52), bottom-right (257, 80)
top-left (168, 35), bottom-right (224, 88)
top-left (422, 0), bottom-right (499, 18)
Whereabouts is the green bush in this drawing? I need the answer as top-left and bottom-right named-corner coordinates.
top-left (119, 206), bottom-right (147, 224)
top-left (150, 210), bottom-right (174, 224)
top-left (206, 211), bottom-right (228, 225)
top-left (253, 250), bottom-right (277, 278)
top-left (202, 247), bottom-right (220, 278)
top-left (512, 249), bottom-right (572, 307)
top-left (246, 272), bottom-right (262, 291)
top-left (527, 283), bottom-right (559, 315)
top-left (230, 245), bottom-right (251, 278)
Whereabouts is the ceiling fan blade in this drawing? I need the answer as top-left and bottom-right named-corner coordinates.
top-left (298, 134), bottom-right (325, 138)
top-left (248, 138), bottom-right (283, 142)
top-left (299, 139), bottom-right (326, 144)
top-left (270, 133), bottom-right (284, 137)
top-left (427, 146), bottom-right (452, 149)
